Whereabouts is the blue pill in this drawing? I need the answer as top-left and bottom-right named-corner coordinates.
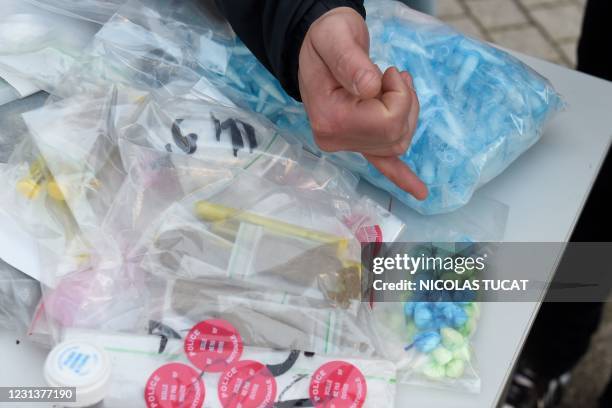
top-left (414, 331), bottom-right (442, 353)
top-left (414, 302), bottom-right (434, 329)
top-left (404, 301), bottom-right (416, 317)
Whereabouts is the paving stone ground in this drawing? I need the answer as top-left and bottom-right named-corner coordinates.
top-left (437, 0), bottom-right (586, 67)
top-left (435, 2), bottom-right (612, 406)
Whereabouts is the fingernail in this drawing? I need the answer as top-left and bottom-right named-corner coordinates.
top-left (353, 69), bottom-right (376, 95)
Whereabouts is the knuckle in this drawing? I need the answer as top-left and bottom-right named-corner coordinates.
top-left (313, 135), bottom-right (339, 152)
top-left (311, 116), bottom-right (336, 138)
top-left (311, 120), bottom-right (339, 152)
top-left (391, 143), bottom-right (408, 156)
top-left (398, 138), bottom-right (412, 154)
top-left (383, 119), bottom-right (403, 144)
top-left (334, 50), bottom-right (355, 77)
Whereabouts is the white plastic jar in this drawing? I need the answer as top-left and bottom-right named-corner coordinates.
top-left (44, 340), bottom-right (112, 407)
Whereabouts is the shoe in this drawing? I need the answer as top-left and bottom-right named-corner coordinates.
top-left (504, 364), bottom-right (571, 408)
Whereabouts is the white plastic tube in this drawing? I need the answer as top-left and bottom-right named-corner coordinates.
top-left (61, 328), bottom-right (397, 408)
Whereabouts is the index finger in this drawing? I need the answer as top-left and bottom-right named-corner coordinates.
top-left (364, 154), bottom-right (428, 200)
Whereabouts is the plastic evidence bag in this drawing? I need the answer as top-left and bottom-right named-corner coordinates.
top-left (201, 0), bottom-right (563, 214)
top-left (59, 327), bottom-right (397, 407)
top-left (22, 0), bottom-right (125, 24)
top-left (0, 258), bottom-right (41, 335)
top-left (0, 78), bottom-right (20, 107)
top-left (0, 0), bottom-right (101, 94)
top-left (362, 202), bottom-right (508, 392)
top-left (154, 278), bottom-right (382, 357)
top-left (51, 0), bottom-right (235, 99)
top-left (371, 299), bottom-right (481, 393)
top-left (23, 90), bottom-right (403, 357)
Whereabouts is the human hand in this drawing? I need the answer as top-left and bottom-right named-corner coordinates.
top-left (298, 7), bottom-right (427, 200)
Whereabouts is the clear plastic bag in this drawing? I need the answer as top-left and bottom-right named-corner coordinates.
top-left (0, 134), bottom-right (86, 283)
top-left (22, 0), bottom-right (125, 24)
top-left (20, 90), bottom-right (127, 239)
top-left (53, 0), bottom-right (234, 99)
top-left (59, 327), bottom-right (397, 407)
top-left (138, 174), bottom-right (378, 308)
top-left (371, 299), bottom-right (481, 392)
top-left (164, 278), bottom-right (382, 356)
top-left (0, 78), bottom-right (20, 107)
top-left (0, 91), bottom-right (47, 163)
top-left (367, 243), bottom-right (487, 393)
top-left (0, 2), bottom-right (101, 93)
top-left (364, 199), bottom-right (508, 392)
top-left (0, 258), bottom-right (41, 335)
top-left (22, 86), bottom-right (403, 361)
top-left (200, 0), bottom-right (563, 215)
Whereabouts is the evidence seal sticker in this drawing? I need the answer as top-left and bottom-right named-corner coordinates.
top-left (184, 319), bottom-right (244, 372)
top-left (343, 214), bottom-right (383, 244)
top-left (309, 361), bottom-right (367, 408)
top-left (355, 225), bottom-right (383, 244)
top-left (144, 363), bottom-right (205, 408)
top-left (218, 360), bottom-right (277, 408)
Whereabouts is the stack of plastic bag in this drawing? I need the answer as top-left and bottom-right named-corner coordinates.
top-left (0, 2), bottom-right (407, 405)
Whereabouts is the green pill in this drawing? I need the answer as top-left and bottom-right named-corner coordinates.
top-left (431, 346), bottom-right (453, 365)
top-left (459, 316), bottom-right (477, 337)
top-left (441, 327), bottom-right (465, 350)
top-left (445, 359), bottom-right (465, 378)
top-left (452, 345), bottom-right (471, 361)
top-left (464, 302), bottom-right (481, 320)
top-left (423, 362), bottom-right (445, 379)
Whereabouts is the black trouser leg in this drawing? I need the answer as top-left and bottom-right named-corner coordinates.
top-left (601, 377), bottom-right (612, 407)
top-left (522, 303), bottom-right (603, 379)
top-left (518, 0), bottom-right (612, 384)
top-left (577, 0), bottom-right (612, 82)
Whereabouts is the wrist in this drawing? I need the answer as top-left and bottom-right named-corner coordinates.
top-left (284, 1), bottom-right (366, 101)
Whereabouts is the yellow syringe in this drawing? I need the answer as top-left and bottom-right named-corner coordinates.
top-left (195, 201), bottom-right (349, 248)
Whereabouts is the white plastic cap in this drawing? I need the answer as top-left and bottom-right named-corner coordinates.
top-left (44, 340), bottom-right (112, 407)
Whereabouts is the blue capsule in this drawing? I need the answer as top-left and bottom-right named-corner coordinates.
top-left (414, 330), bottom-right (441, 353)
top-left (404, 301), bottom-right (416, 317)
top-left (413, 302), bottom-right (434, 329)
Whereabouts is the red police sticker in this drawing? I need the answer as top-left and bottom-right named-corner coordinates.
top-left (309, 361), bottom-right (367, 408)
top-left (355, 225), bottom-right (383, 244)
top-left (217, 360), bottom-right (277, 408)
top-left (343, 214), bottom-right (383, 244)
top-left (184, 319), bottom-right (244, 372)
top-left (144, 363), bottom-right (205, 408)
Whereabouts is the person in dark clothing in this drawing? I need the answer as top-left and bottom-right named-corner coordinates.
top-left (214, 0), bottom-right (427, 200)
top-left (506, 0), bottom-right (612, 407)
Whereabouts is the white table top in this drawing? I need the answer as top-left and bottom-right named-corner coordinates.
top-left (392, 53), bottom-right (612, 407)
top-left (1, 53), bottom-right (612, 408)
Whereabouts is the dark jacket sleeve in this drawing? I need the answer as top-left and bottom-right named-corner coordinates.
top-left (213, 0), bottom-right (366, 101)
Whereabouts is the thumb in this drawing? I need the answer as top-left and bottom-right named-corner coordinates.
top-left (311, 9), bottom-right (382, 98)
